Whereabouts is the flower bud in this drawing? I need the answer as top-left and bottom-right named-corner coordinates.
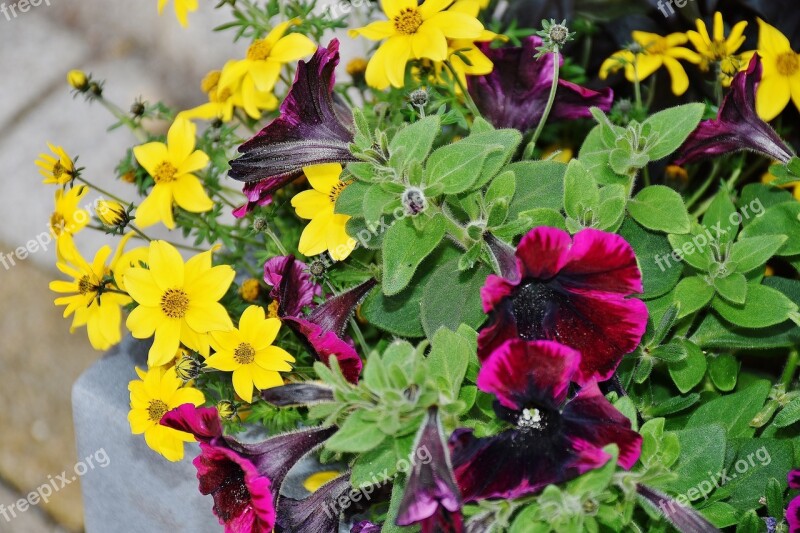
top-left (96, 200), bottom-right (129, 228)
top-left (217, 400), bottom-right (237, 420)
top-left (239, 278), bottom-right (261, 302)
top-left (175, 353), bottom-right (203, 382)
top-left (67, 70), bottom-right (88, 91)
top-left (401, 187), bottom-right (427, 216)
top-left (408, 89), bottom-right (429, 108)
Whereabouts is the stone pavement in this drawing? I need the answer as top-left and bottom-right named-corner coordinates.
top-left (0, 1), bottom-right (365, 531)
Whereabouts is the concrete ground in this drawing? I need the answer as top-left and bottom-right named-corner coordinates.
top-left (0, 1), bottom-right (365, 531)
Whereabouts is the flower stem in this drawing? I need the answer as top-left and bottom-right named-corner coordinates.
top-left (633, 58), bottom-right (643, 110)
top-left (443, 60), bottom-right (481, 119)
top-left (264, 227), bottom-right (288, 255)
top-left (97, 97), bottom-right (148, 143)
top-left (128, 224), bottom-right (152, 242)
top-left (781, 349), bottom-right (799, 388)
top-left (685, 161), bottom-right (721, 210)
top-left (523, 49), bottom-right (560, 159)
top-left (74, 176), bottom-right (129, 205)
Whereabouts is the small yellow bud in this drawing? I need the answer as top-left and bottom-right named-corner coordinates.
top-left (266, 300), bottom-right (280, 319)
top-left (239, 279), bottom-right (261, 302)
top-left (217, 400), bottom-right (236, 420)
top-left (67, 70), bottom-right (88, 91)
top-left (96, 200), bottom-right (129, 228)
top-left (665, 165), bottom-right (688, 183)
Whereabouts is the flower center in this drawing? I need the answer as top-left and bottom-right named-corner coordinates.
top-left (709, 40), bottom-right (728, 60)
top-left (214, 464), bottom-right (249, 522)
top-left (78, 275), bottom-right (96, 295)
top-left (329, 180), bottom-right (352, 203)
top-left (233, 342), bottom-right (256, 365)
top-left (161, 289), bottom-right (190, 319)
top-left (147, 399), bottom-right (169, 422)
top-left (644, 38), bottom-right (667, 55)
top-left (511, 280), bottom-right (563, 340)
top-left (777, 52), bottom-right (799, 76)
top-left (266, 300), bottom-right (280, 319)
top-left (53, 161), bottom-right (66, 179)
top-left (154, 161), bottom-right (178, 184)
top-left (50, 212), bottom-right (66, 235)
top-left (517, 408), bottom-right (545, 430)
top-left (393, 8), bottom-right (423, 35)
top-left (246, 39), bottom-right (272, 61)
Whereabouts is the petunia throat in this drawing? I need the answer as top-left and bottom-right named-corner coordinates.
top-left (510, 279), bottom-right (566, 340)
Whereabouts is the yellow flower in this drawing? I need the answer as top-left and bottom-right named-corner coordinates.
top-left (686, 12), bottom-right (748, 86)
top-left (96, 199), bottom-right (129, 228)
top-left (66, 70), bottom-right (88, 90)
top-left (133, 117), bottom-right (213, 229)
top-left (37, 143), bottom-right (75, 185)
top-left (206, 305), bottom-right (295, 403)
top-left (349, 0), bottom-right (485, 89)
top-left (157, 0), bottom-right (197, 28)
top-left (50, 234), bottom-right (134, 350)
top-left (219, 20), bottom-right (317, 97)
top-left (123, 240), bottom-right (235, 367)
top-left (179, 62), bottom-right (279, 123)
top-left (750, 18), bottom-right (800, 121)
top-left (291, 163), bottom-right (357, 261)
top-left (50, 185), bottom-right (90, 259)
top-left (600, 32), bottom-right (701, 95)
top-left (442, 0), bottom-right (497, 87)
top-left (128, 365), bottom-right (205, 461)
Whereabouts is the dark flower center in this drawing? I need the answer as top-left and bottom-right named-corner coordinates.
top-left (510, 280), bottom-right (564, 340)
top-left (709, 40), bottom-right (728, 61)
top-left (214, 462), bottom-right (250, 522)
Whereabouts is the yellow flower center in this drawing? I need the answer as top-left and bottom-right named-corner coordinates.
top-left (154, 161), bottom-right (178, 184)
top-left (267, 300), bottom-right (280, 319)
top-left (53, 161), bottom-right (67, 179)
top-left (50, 212), bottom-right (66, 235)
top-left (644, 38), bottom-right (667, 55)
top-left (394, 8), bottom-right (423, 35)
top-left (78, 275), bottom-right (96, 295)
top-left (161, 289), bottom-right (190, 319)
top-left (777, 52), bottom-right (799, 76)
top-left (247, 39), bottom-right (272, 61)
top-left (709, 40), bottom-right (728, 61)
top-left (329, 180), bottom-right (352, 203)
top-left (147, 399), bottom-right (169, 422)
top-left (233, 342), bottom-right (256, 365)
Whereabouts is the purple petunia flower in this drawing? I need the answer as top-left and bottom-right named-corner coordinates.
top-left (229, 39), bottom-right (357, 217)
top-left (449, 339), bottom-right (642, 501)
top-left (397, 407), bottom-right (463, 533)
top-left (277, 473), bottom-right (352, 532)
top-left (161, 404), bottom-right (336, 532)
top-left (351, 521), bottom-right (382, 533)
top-left (264, 255), bottom-right (375, 383)
top-left (674, 54), bottom-right (794, 166)
top-left (478, 227), bottom-right (647, 385)
top-left (467, 36), bottom-right (613, 132)
top-left (787, 469), bottom-right (800, 532)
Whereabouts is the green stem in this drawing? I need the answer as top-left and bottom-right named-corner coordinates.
top-left (523, 49), bottom-right (560, 159)
top-left (264, 227), bottom-right (288, 255)
top-left (97, 97), bottom-right (148, 143)
top-left (128, 224), bottom-right (152, 242)
top-left (633, 58), bottom-right (643, 110)
top-left (685, 161), bottom-right (721, 210)
top-left (443, 60), bottom-right (481, 119)
top-left (75, 176), bottom-right (129, 205)
top-left (781, 349), bottom-right (799, 388)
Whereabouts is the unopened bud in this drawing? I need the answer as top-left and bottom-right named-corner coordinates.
top-left (96, 200), bottom-right (129, 228)
top-left (239, 278), bottom-right (261, 302)
top-left (175, 353), bottom-right (203, 382)
top-left (401, 187), bottom-right (427, 216)
top-left (67, 70), bottom-right (88, 91)
top-left (217, 400), bottom-right (237, 420)
top-left (408, 89), bottom-right (429, 108)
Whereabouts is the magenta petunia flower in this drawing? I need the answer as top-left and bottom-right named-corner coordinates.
top-left (467, 36), bottom-right (613, 132)
top-left (787, 469), bottom-right (800, 532)
top-left (397, 407), bottom-right (463, 533)
top-left (264, 255), bottom-right (375, 383)
top-left (674, 54), bottom-right (794, 166)
top-left (478, 227), bottom-right (647, 385)
top-left (229, 39), bottom-right (357, 216)
top-left (449, 339), bottom-right (642, 501)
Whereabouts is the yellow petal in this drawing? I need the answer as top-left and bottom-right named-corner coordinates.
top-left (756, 74), bottom-right (792, 121)
top-left (133, 143), bottom-right (169, 177)
top-left (327, 215), bottom-right (357, 261)
top-left (292, 189), bottom-right (330, 220)
top-left (255, 346), bottom-right (296, 371)
top-left (412, 24), bottom-right (447, 61)
top-left (349, 20), bottom-right (396, 41)
top-left (383, 35), bottom-right (413, 88)
top-left (128, 409), bottom-right (152, 434)
top-left (249, 365), bottom-right (285, 390)
top-left (249, 317), bottom-right (281, 349)
top-left (232, 367), bottom-right (255, 402)
top-left (126, 305), bottom-right (161, 338)
top-left (184, 264), bottom-right (235, 302)
top-left (249, 61), bottom-right (282, 93)
top-left (177, 150), bottom-right (210, 175)
top-left (727, 21), bottom-right (748, 54)
top-left (149, 240), bottom-right (185, 290)
top-left (713, 12), bottom-right (724, 42)
top-left (173, 175), bottom-right (213, 213)
top-left (123, 269), bottom-right (162, 307)
top-left (169, 387), bottom-right (205, 408)
top-left (135, 183), bottom-right (175, 229)
top-left (694, 19), bottom-right (711, 47)
top-left (149, 319), bottom-right (182, 367)
top-left (423, 12), bottom-right (483, 40)
top-left (381, 0), bottom-right (416, 19)
top-left (167, 116), bottom-right (197, 163)
top-left (758, 18), bottom-right (792, 56)
top-left (205, 352), bottom-right (240, 372)
top-left (239, 305), bottom-right (267, 335)
top-left (662, 56), bottom-right (691, 95)
top-left (365, 45), bottom-right (392, 90)
top-left (298, 214), bottom-right (332, 257)
top-left (419, 0), bottom-right (452, 18)
top-left (790, 73), bottom-right (800, 115)
top-left (185, 301), bottom-right (233, 333)
top-left (303, 163), bottom-right (344, 194)
top-left (269, 33), bottom-right (317, 63)
top-left (628, 54), bottom-right (662, 82)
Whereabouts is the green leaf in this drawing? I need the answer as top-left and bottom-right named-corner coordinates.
top-left (765, 477), bottom-right (785, 518)
top-left (735, 510), bottom-right (760, 533)
top-left (336, 180), bottom-right (370, 216)
top-left (700, 502), bottom-right (739, 529)
top-left (425, 141), bottom-right (494, 194)
top-left (672, 276), bottom-right (714, 318)
top-left (618, 218), bottom-right (684, 299)
top-left (644, 103), bottom-right (705, 160)
top-left (648, 393), bottom-right (700, 417)
top-left (712, 283), bottom-right (798, 328)
top-left (713, 272), bottom-right (748, 305)
top-left (667, 226), bottom-right (715, 271)
top-left (649, 339), bottom-right (688, 362)
top-left (720, 439), bottom-right (792, 511)
top-left (740, 202), bottom-right (800, 256)
top-left (466, 129), bottom-right (523, 190)
top-left (662, 424), bottom-right (725, 495)
top-left (326, 409), bottom-right (386, 453)
top-left (628, 185), bottom-right (691, 234)
top-left (692, 310), bottom-right (800, 350)
top-left (701, 188), bottom-right (738, 246)
top-left (427, 325), bottom-right (477, 397)
top-left (382, 215), bottom-right (446, 296)
top-left (420, 256), bottom-right (490, 338)
top-left (363, 184), bottom-right (397, 226)
top-left (506, 161), bottom-right (566, 219)
top-left (578, 125), bottom-right (629, 186)
top-left (773, 397), bottom-right (800, 427)
top-left (563, 159), bottom-right (599, 221)
top-left (595, 184), bottom-right (627, 231)
top-left (383, 475), bottom-right (419, 533)
top-left (668, 339), bottom-right (707, 393)
top-left (708, 354), bottom-right (739, 392)
top-left (730, 235), bottom-right (788, 273)
top-left (389, 115), bottom-right (440, 170)
top-left (686, 379), bottom-right (771, 438)
top-left (485, 170), bottom-right (516, 207)
top-left (350, 433), bottom-right (414, 488)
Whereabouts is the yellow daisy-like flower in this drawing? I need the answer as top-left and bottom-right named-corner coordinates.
top-left (349, 0), bottom-right (485, 89)
top-left (600, 32), bottom-right (701, 95)
top-left (157, 0), bottom-right (197, 28)
top-left (687, 12), bottom-right (748, 85)
top-left (750, 18), bottom-right (800, 121)
top-left (291, 163), bottom-right (357, 261)
top-left (133, 117), bottom-right (213, 230)
top-left (179, 62), bottom-right (279, 123)
top-left (441, 0), bottom-right (497, 87)
top-left (50, 234), bottom-right (134, 350)
top-left (219, 19), bottom-right (317, 98)
top-left (123, 240), bottom-right (235, 367)
top-left (37, 143), bottom-right (75, 185)
top-left (206, 305), bottom-right (295, 403)
top-left (50, 185), bottom-right (91, 259)
top-left (128, 365), bottom-right (205, 461)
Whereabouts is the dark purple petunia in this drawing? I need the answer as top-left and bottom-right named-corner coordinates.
top-left (263, 255), bottom-right (320, 316)
top-left (397, 407), bottom-right (463, 533)
top-left (478, 227), bottom-right (647, 385)
top-left (467, 36), bottom-right (613, 132)
top-left (229, 39), bottom-right (357, 216)
top-left (276, 473), bottom-right (352, 532)
top-left (264, 255), bottom-right (376, 383)
top-left (450, 339), bottom-right (642, 501)
top-left (261, 382), bottom-right (334, 406)
top-left (351, 521), bottom-right (382, 533)
top-left (161, 404), bottom-right (336, 529)
top-left (787, 469), bottom-right (800, 532)
top-left (674, 54), bottom-right (794, 166)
